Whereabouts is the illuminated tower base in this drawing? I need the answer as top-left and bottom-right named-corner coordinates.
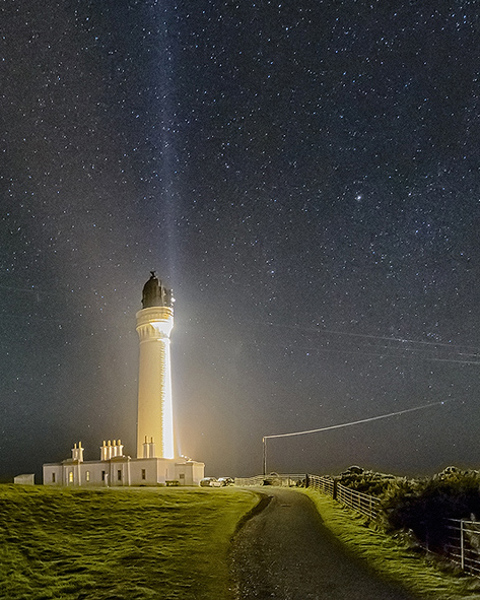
top-left (136, 273), bottom-right (175, 459)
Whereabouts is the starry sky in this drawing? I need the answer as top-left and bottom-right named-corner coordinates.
top-left (1, 0), bottom-right (480, 481)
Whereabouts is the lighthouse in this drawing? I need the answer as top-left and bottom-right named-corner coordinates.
top-left (136, 272), bottom-right (175, 459)
top-left (42, 272), bottom-right (205, 487)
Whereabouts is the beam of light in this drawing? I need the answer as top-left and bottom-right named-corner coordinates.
top-left (263, 401), bottom-right (448, 441)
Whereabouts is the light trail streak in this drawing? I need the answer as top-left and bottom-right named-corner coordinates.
top-left (248, 339), bottom-right (480, 365)
top-left (254, 320), bottom-right (480, 353)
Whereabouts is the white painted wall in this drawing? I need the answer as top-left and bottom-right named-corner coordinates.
top-left (14, 474), bottom-right (35, 485)
top-left (43, 457), bottom-right (205, 487)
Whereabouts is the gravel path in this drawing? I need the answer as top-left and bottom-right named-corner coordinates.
top-left (230, 487), bottom-right (420, 600)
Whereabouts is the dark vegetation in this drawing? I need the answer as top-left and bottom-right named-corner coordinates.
top-left (336, 466), bottom-right (398, 496)
top-left (338, 466), bottom-right (480, 554)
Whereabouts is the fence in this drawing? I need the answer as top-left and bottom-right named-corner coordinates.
top-left (336, 481), bottom-right (381, 519)
top-left (307, 474), bottom-right (335, 496)
top-left (234, 473), bottom-right (305, 487)
top-left (307, 474), bottom-right (380, 520)
top-left (444, 519), bottom-right (480, 576)
top-left (234, 475), bottom-right (265, 487)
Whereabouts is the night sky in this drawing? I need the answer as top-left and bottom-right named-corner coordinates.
top-left (1, 1), bottom-right (480, 482)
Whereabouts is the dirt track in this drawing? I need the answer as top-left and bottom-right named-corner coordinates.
top-left (230, 487), bottom-right (419, 600)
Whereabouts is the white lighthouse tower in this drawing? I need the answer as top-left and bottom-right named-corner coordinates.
top-left (42, 272), bottom-right (205, 487)
top-left (136, 272), bottom-right (175, 459)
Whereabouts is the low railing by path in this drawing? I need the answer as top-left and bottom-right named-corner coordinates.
top-left (336, 482), bottom-right (381, 520)
top-left (307, 474), bottom-right (380, 520)
top-left (234, 475), bottom-right (265, 487)
top-left (307, 474), bottom-right (335, 496)
top-left (234, 473), bottom-right (305, 487)
top-left (444, 519), bottom-right (480, 576)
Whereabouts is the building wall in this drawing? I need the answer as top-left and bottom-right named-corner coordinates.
top-left (14, 474), bottom-right (35, 485)
top-left (174, 462), bottom-right (205, 486)
top-left (43, 458), bottom-right (204, 487)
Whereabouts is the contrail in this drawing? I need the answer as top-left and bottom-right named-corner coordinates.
top-left (263, 401), bottom-right (447, 440)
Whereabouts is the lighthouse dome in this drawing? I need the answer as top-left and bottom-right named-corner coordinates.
top-left (141, 272), bottom-right (174, 308)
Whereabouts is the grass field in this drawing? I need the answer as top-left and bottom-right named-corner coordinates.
top-left (6, 483), bottom-right (480, 600)
top-left (306, 489), bottom-right (480, 600)
top-left (0, 485), bottom-right (259, 600)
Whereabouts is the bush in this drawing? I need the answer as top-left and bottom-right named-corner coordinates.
top-left (337, 467), bottom-right (399, 497)
top-left (334, 466), bottom-right (480, 554)
top-left (381, 468), bottom-right (480, 553)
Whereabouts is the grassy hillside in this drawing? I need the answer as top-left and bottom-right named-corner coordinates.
top-left (0, 485), bottom-right (259, 600)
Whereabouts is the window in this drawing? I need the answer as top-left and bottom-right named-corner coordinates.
top-left (101, 470), bottom-right (106, 481)
top-left (52, 473), bottom-right (56, 483)
top-left (68, 471), bottom-right (73, 483)
top-left (117, 469), bottom-right (122, 481)
top-left (179, 473), bottom-right (185, 480)
top-left (85, 471), bottom-right (90, 482)
top-left (141, 469), bottom-right (146, 480)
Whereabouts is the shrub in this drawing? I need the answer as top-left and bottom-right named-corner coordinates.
top-left (337, 468), bottom-right (399, 497)
top-left (381, 469), bottom-right (480, 553)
